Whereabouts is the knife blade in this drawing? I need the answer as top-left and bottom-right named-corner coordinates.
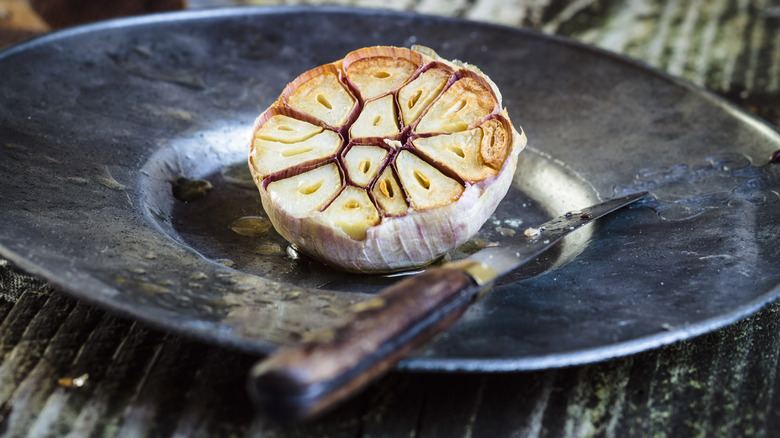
top-left (248, 191), bottom-right (648, 422)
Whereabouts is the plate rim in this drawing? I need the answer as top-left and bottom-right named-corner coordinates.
top-left (1, 5), bottom-right (779, 372)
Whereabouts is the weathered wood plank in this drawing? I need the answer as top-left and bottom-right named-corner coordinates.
top-left (359, 372), bottom-right (428, 437)
top-left (21, 317), bottom-right (155, 437)
top-left (0, 291), bottom-right (76, 405)
top-left (170, 348), bottom-right (256, 437)
top-left (469, 371), bottom-right (557, 437)
top-left (110, 335), bottom-right (203, 438)
top-left (0, 0), bottom-right (778, 436)
top-left (412, 373), bottom-right (487, 437)
top-left (3, 300), bottom-right (105, 436)
top-left (0, 290), bottom-right (51, 362)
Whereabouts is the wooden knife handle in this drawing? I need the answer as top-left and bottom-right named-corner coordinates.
top-left (247, 267), bottom-right (479, 422)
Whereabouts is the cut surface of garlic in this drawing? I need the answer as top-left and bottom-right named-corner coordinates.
top-left (248, 45), bottom-right (527, 272)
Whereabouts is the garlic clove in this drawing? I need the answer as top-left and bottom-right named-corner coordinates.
top-left (412, 116), bottom-right (512, 181)
top-left (395, 150), bottom-right (463, 210)
top-left (349, 94), bottom-right (400, 139)
top-left (415, 73), bottom-right (498, 134)
top-left (478, 117), bottom-right (511, 170)
top-left (283, 64), bottom-right (357, 128)
top-left (371, 166), bottom-right (408, 216)
top-left (398, 63), bottom-right (452, 127)
top-left (343, 46), bottom-right (423, 101)
top-left (250, 129), bottom-right (341, 180)
top-left (322, 186), bottom-right (380, 240)
top-left (343, 145), bottom-right (389, 187)
top-left (265, 163), bottom-right (342, 217)
top-left (254, 114), bottom-right (323, 143)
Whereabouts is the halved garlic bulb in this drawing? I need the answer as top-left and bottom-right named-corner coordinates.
top-left (248, 45), bottom-right (527, 272)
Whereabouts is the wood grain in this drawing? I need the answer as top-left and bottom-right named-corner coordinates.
top-left (2, 270), bottom-right (780, 435)
top-left (1, 0), bottom-right (779, 436)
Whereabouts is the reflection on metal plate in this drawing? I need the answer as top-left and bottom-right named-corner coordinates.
top-left (0, 7), bottom-right (778, 370)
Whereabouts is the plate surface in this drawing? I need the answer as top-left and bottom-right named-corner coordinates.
top-left (1, 6), bottom-right (779, 371)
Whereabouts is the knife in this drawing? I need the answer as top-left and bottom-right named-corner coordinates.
top-left (247, 191), bottom-right (648, 422)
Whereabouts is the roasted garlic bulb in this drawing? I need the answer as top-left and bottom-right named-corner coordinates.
top-left (248, 45), bottom-right (526, 272)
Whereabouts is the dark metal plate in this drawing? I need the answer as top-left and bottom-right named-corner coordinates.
top-left (1, 6), bottom-right (779, 371)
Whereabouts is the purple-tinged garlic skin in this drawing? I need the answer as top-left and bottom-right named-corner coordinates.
top-left (248, 45), bottom-right (527, 273)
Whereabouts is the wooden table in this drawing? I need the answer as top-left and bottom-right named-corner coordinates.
top-left (1, 1), bottom-right (779, 436)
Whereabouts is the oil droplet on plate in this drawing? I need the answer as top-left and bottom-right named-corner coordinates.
top-left (496, 227), bottom-right (516, 237)
top-left (320, 306), bottom-right (342, 317)
top-left (229, 216), bottom-right (273, 236)
top-left (254, 243), bottom-right (282, 255)
top-left (282, 291), bottom-right (301, 301)
top-left (189, 272), bottom-right (208, 281)
top-left (138, 282), bottom-right (170, 294)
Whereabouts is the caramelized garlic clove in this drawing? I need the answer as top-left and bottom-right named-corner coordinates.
top-left (395, 150), bottom-right (463, 210)
top-left (415, 72), bottom-right (498, 134)
top-left (282, 63), bottom-right (358, 128)
top-left (343, 145), bottom-right (389, 187)
top-left (398, 63), bottom-right (452, 127)
top-left (342, 46), bottom-right (423, 101)
top-left (322, 186), bottom-right (380, 240)
top-left (265, 163), bottom-right (342, 217)
top-left (478, 117), bottom-right (511, 170)
top-left (250, 129), bottom-right (341, 180)
top-left (254, 113), bottom-right (323, 143)
top-left (349, 95), bottom-right (400, 140)
top-left (412, 116), bottom-right (512, 181)
top-left (371, 166), bottom-right (408, 216)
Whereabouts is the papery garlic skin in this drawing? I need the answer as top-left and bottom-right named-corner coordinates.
top-left (248, 46), bottom-right (527, 273)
